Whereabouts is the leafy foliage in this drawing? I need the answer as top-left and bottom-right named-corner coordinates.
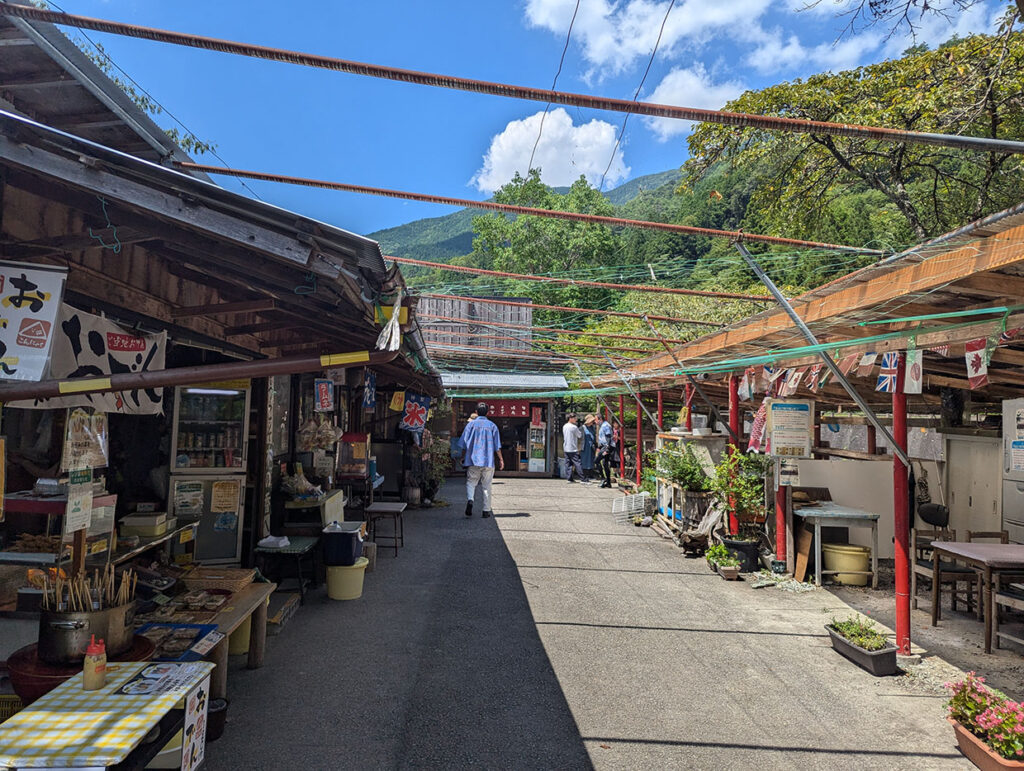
top-left (710, 451), bottom-right (771, 523)
top-left (685, 14), bottom-right (1024, 242)
top-left (946, 672), bottom-right (1024, 760)
top-left (829, 615), bottom-right (891, 651)
top-left (656, 444), bottom-right (712, 492)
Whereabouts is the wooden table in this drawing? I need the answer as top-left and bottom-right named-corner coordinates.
top-left (930, 541), bottom-right (1024, 653)
top-left (206, 581), bottom-right (276, 701)
top-left (794, 502), bottom-right (880, 588)
top-left (254, 535), bottom-right (319, 603)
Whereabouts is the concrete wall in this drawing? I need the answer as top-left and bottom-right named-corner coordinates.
top-left (793, 458), bottom-right (944, 559)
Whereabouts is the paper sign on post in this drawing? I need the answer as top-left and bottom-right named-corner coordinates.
top-left (64, 468), bottom-right (93, 534)
top-left (769, 399), bottom-right (814, 458)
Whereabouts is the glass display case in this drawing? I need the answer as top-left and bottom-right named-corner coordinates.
top-left (337, 432), bottom-right (370, 478)
top-left (170, 383), bottom-right (251, 473)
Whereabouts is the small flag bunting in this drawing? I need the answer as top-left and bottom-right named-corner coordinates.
top-left (857, 352), bottom-right (878, 377)
top-left (965, 337), bottom-right (989, 390)
top-left (808, 363), bottom-right (823, 393)
top-left (838, 353), bottom-right (859, 376)
top-left (904, 349), bottom-right (923, 394)
top-left (875, 352), bottom-right (899, 393)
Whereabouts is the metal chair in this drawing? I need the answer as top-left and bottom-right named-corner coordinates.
top-left (911, 503), bottom-right (977, 614)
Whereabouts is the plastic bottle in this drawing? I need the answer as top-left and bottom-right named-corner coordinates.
top-left (82, 635), bottom-right (107, 691)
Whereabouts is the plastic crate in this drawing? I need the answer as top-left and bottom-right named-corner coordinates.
top-left (0, 694), bottom-right (23, 723)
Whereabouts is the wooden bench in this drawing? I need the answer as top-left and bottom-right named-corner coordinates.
top-left (206, 581), bottom-right (276, 701)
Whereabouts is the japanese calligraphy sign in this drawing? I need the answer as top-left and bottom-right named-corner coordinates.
top-left (10, 305), bottom-right (166, 414)
top-left (0, 260), bottom-right (66, 382)
top-left (400, 393), bottom-right (430, 434)
top-left (363, 370), bottom-right (376, 411)
top-left (485, 400), bottom-right (531, 418)
top-left (314, 378), bottom-right (334, 412)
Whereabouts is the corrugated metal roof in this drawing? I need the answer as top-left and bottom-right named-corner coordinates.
top-left (440, 372), bottom-right (568, 389)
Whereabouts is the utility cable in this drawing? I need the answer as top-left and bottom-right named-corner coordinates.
top-left (528, 0), bottom-right (580, 172)
top-left (599, 0), bottom-right (675, 191)
top-left (173, 161), bottom-right (879, 255)
top-left (421, 292), bottom-right (719, 324)
top-left (6, 5), bottom-right (1023, 154)
top-left (418, 313), bottom-right (697, 343)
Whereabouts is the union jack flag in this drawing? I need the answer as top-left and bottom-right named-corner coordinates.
top-left (876, 352), bottom-right (899, 392)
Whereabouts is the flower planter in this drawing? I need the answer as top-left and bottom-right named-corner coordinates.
top-left (949, 718), bottom-right (1024, 770)
top-left (824, 625), bottom-right (898, 676)
top-left (717, 564), bottom-right (740, 581)
top-left (706, 559), bottom-right (718, 573)
top-left (721, 537), bottom-right (760, 573)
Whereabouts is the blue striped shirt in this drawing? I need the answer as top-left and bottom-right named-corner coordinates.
top-left (461, 417), bottom-right (501, 468)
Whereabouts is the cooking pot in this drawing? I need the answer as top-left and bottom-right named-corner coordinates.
top-left (37, 602), bottom-right (135, 665)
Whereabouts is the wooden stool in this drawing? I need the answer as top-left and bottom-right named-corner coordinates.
top-left (365, 502), bottom-right (407, 557)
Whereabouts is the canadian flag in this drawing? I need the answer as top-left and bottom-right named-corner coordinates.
top-left (965, 338), bottom-right (989, 390)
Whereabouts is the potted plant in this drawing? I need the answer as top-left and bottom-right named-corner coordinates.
top-left (825, 614), bottom-right (898, 677)
top-left (716, 554), bottom-right (741, 580)
top-left (657, 444), bottom-right (714, 525)
top-left (709, 451), bottom-right (771, 572)
top-left (419, 433), bottom-right (452, 502)
top-left (946, 673), bottom-right (1024, 769)
top-left (705, 543), bottom-right (728, 572)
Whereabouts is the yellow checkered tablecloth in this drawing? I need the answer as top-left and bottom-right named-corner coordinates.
top-left (0, 661), bottom-right (214, 769)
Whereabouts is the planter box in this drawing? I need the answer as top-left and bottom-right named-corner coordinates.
top-left (717, 564), bottom-right (740, 581)
top-left (721, 537), bottom-right (760, 573)
top-left (706, 559), bottom-right (718, 573)
top-left (949, 718), bottom-right (1024, 770)
top-left (824, 626), bottom-right (898, 677)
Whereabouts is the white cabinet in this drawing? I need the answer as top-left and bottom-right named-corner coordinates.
top-left (945, 435), bottom-right (1001, 534)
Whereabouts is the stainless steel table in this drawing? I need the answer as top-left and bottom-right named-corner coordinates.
top-left (794, 502), bottom-right (880, 588)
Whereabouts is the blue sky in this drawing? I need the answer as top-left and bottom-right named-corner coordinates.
top-left (58, 0), bottom-right (1005, 235)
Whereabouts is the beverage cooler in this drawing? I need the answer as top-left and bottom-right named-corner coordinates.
top-left (1001, 398), bottom-right (1024, 544)
top-left (170, 383), bottom-right (251, 563)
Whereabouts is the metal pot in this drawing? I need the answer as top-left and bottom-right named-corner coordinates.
top-left (37, 602), bottom-right (135, 665)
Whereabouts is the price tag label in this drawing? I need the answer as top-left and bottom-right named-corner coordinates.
top-left (179, 527), bottom-right (195, 544)
top-left (151, 593), bottom-right (172, 605)
top-left (89, 539), bottom-right (107, 554)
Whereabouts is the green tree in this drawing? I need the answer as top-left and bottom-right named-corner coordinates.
top-left (685, 16), bottom-right (1024, 244)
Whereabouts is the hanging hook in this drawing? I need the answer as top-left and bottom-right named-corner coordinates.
top-left (88, 196), bottom-right (121, 254)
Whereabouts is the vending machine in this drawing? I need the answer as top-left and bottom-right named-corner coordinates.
top-left (1001, 398), bottom-right (1024, 544)
top-left (169, 383), bottom-right (251, 563)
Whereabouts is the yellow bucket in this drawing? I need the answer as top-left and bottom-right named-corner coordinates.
top-left (327, 558), bottom-right (369, 600)
top-left (822, 543), bottom-right (871, 586)
top-left (228, 616), bottom-right (251, 655)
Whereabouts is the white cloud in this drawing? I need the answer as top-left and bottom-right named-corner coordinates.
top-left (524, 0), bottom-right (775, 77)
top-left (643, 65), bottom-right (747, 141)
top-left (471, 108), bottom-right (629, 194)
top-left (742, 23), bottom-right (883, 74)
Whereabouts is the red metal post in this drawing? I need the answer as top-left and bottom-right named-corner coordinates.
top-left (684, 384), bottom-right (693, 430)
top-left (636, 394), bottom-right (643, 487)
top-left (657, 390), bottom-right (664, 431)
top-left (893, 354), bottom-right (911, 654)
top-left (618, 394), bottom-right (626, 477)
top-left (775, 483), bottom-right (787, 561)
top-left (728, 375), bottom-right (740, 535)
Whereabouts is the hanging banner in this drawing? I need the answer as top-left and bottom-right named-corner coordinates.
top-left (61, 408), bottom-right (108, 471)
top-left (9, 304), bottom-right (165, 413)
top-left (400, 393), bottom-right (431, 434)
top-left (965, 337), bottom-right (989, 390)
top-left (856, 352), bottom-right (878, 377)
top-left (781, 367), bottom-right (806, 397)
top-left (807, 363), bottom-right (823, 393)
top-left (747, 398), bottom-right (769, 453)
top-left (875, 352), bottom-right (899, 393)
top-left (768, 399), bottom-right (813, 458)
top-left (389, 390), bottom-right (406, 411)
top-left (904, 349), bottom-right (923, 394)
top-left (314, 378), bottom-right (334, 412)
top-left (837, 353), bottom-right (859, 376)
top-left (485, 400), bottom-right (531, 418)
top-left (0, 261), bottom-right (67, 382)
top-left (362, 370), bottom-right (376, 411)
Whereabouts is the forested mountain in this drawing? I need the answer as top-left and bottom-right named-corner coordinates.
top-left (367, 169), bottom-right (682, 262)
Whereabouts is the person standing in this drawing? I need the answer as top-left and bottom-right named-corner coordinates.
top-left (581, 414), bottom-right (597, 479)
top-left (460, 402), bottom-right (503, 517)
top-left (562, 413), bottom-right (587, 483)
top-left (596, 414), bottom-right (615, 488)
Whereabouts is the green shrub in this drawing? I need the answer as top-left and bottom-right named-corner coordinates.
top-left (829, 615), bottom-right (889, 652)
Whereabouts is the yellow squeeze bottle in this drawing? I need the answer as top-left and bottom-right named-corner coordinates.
top-left (83, 635), bottom-right (106, 691)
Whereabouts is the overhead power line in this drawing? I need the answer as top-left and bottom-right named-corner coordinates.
top-left (174, 161), bottom-right (877, 255)
top-left (390, 255), bottom-right (768, 301)
top-left (421, 292), bottom-right (718, 325)
top-left (419, 313), bottom-right (704, 341)
top-left (422, 328), bottom-right (650, 354)
top-left (6, 5), bottom-right (1024, 155)
top-left (14, 5), bottom-right (1024, 159)
top-left (529, 0), bottom-right (580, 172)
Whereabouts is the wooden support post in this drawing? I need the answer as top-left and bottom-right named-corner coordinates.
top-left (684, 384), bottom-right (693, 431)
top-left (247, 596), bottom-right (268, 670)
top-left (728, 375), bottom-right (740, 535)
top-left (71, 529), bottom-right (87, 577)
top-left (893, 354), bottom-right (911, 655)
top-left (618, 395), bottom-right (626, 477)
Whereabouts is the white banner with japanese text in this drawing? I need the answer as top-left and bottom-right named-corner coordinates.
top-left (0, 260), bottom-right (67, 382)
top-left (10, 304), bottom-right (166, 414)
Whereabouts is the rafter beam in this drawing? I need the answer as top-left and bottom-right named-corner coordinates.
top-left (170, 299), bottom-right (276, 319)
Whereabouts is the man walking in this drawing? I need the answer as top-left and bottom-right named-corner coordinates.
top-left (562, 413), bottom-right (587, 483)
top-left (460, 402), bottom-right (503, 517)
top-left (596, 413), bottom-right (615, 488)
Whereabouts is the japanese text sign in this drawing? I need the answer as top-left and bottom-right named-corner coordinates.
top-left (0, 260), bottom-right (66, 382)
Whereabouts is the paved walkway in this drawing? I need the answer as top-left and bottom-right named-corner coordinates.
top-left (206, 478), bottom-right (966, 769)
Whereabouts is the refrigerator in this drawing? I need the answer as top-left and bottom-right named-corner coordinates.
top-left (169, 383), bottom-right (251, 563)
top-left (1001, 398), bottom-right (1024, 544)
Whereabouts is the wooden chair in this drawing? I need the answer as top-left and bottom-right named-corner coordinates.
top-left (992, 585), bottom-right (1024, 650)
top-left (911, 528), bottom-right (977, 613)
top-left (966, 530), bottom-right (1010, 620)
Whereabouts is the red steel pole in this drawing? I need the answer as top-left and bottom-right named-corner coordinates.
top-left (893, 354), bottom-right (911, 654)
top-left (684, 385), bottom-right (693, 430)
top-left (728, 375), bottom-right (740, 535)
top-left (657, 390), bottom-right (664, 431)
top-left (636, 394), bottom-right (643, 487)
top-left (619, 394), bottom-right (626, 477)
